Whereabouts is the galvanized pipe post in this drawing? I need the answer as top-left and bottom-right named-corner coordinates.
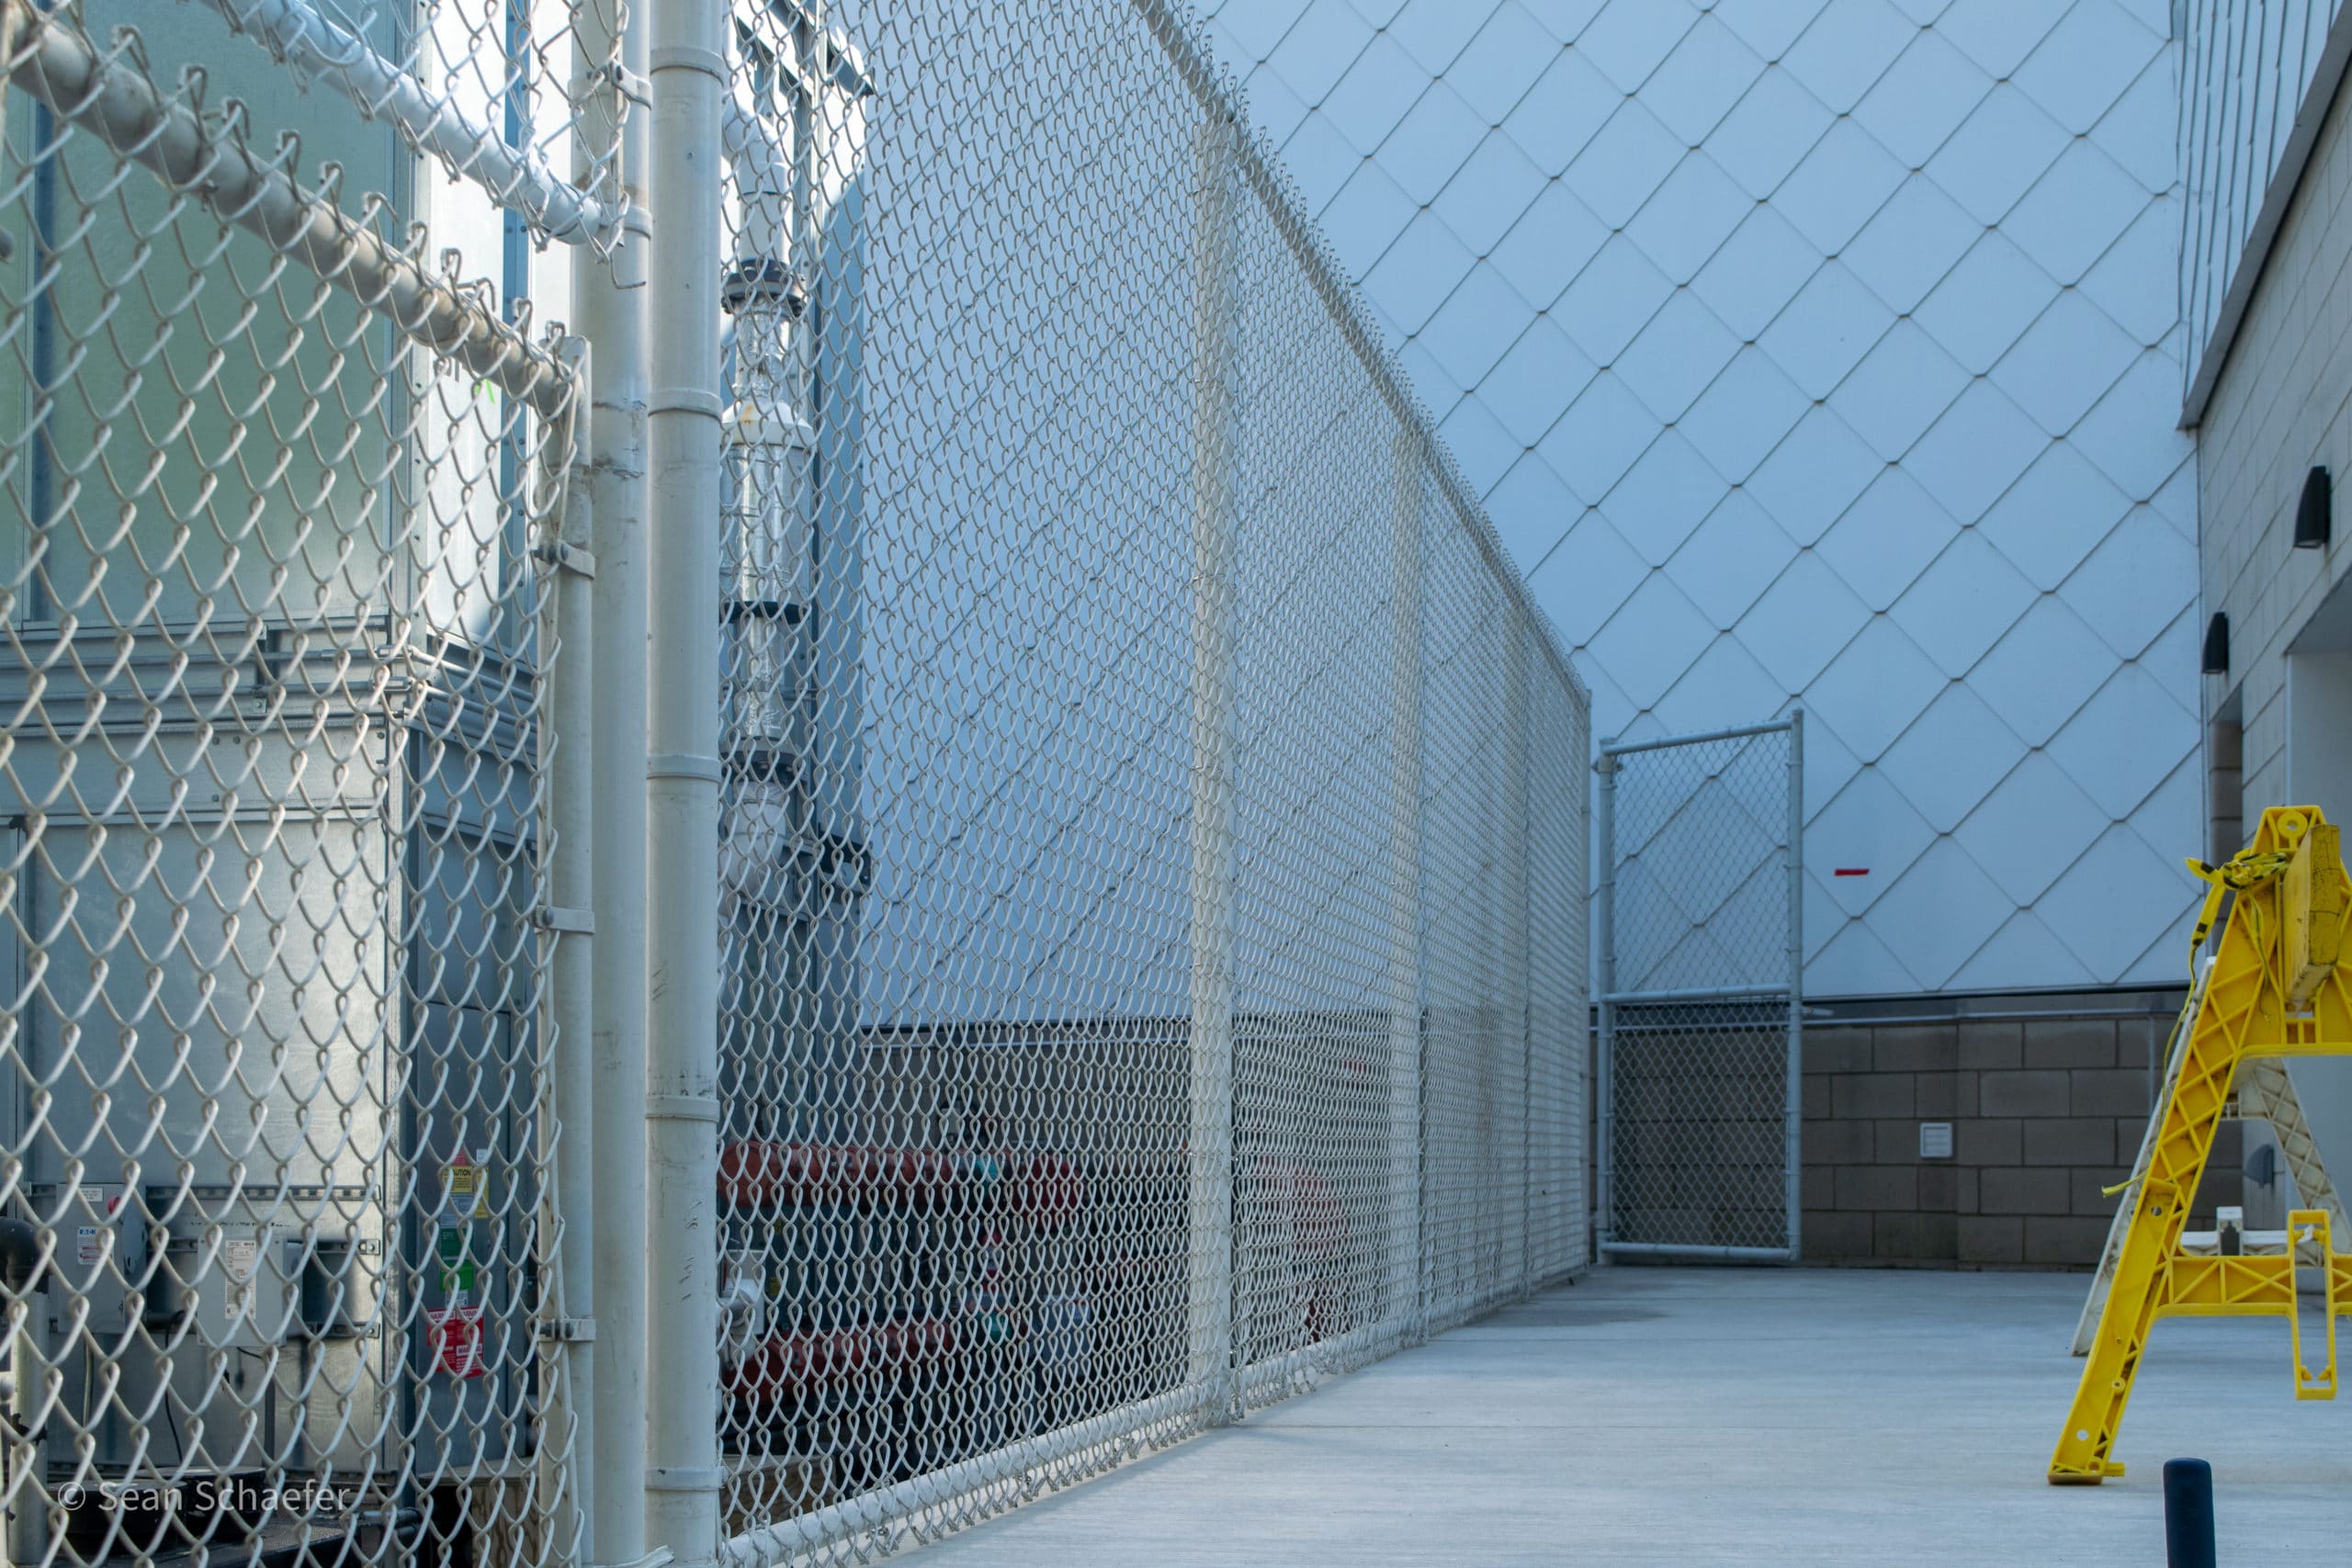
top-left (1783, 708), bottom-right (1804, 1263)
top-left (572, 0), bottom-right (654, 1558)
top-left (1385, 429), bottom-right (1426, 1346)
top-left (1512, 614), bottom-right (1534, 1298)
top-left (1184, 107), bottom-right (1243, 1429)
top-left (643, 0), bottom-right (726, 1553)
top-left (540, 338), bottom-right (600, 1567)
top-left (1592, 743), bottom-right (1617, 1261)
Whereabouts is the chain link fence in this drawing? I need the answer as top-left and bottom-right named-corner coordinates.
top-left (0, 0), bottom-right (621, 1562)
top-left (1597, 718), bottom-right (1802, 1261)
top-left (0, 0), bottom-right (1589, 1563)
top-left (703, 3), bottom-right (1587, 1559)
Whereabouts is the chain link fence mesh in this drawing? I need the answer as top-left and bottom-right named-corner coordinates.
top-left (1599, 723), bottom-right (1800, 1258)
top-left (706, 1), bottom-right (1585, 1559)
top-left (0, 0), bottom-right (1589, 1562)
top-left (0, 0), bottom-right (624, 1561)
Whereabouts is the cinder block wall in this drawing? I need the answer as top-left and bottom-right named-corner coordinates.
top-left (1796, 989), bottom-right (2233, 1269)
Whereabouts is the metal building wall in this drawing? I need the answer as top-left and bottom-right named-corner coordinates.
top-left (1203, 0), bottom-right (2206, 998)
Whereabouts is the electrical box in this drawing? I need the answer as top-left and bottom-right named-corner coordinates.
top-left (294, 1233), bottom-right (369, 1340)
top-left (59, 1182), bottom-right (141, 1328)
top-left (150, 1212), bottom-right (286, 1348)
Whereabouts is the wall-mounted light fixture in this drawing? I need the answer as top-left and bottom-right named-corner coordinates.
top-left (2202, 611), bottom-right (2229, 674)
top-left (2295, 466), bottom-right (2331, 548)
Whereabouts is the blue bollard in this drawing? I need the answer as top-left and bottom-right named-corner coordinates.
top-left (2163, 1458), bottom-right (2217, 1568)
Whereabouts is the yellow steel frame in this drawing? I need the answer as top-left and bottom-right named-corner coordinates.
top-left (2051, 805), bottom-right (2352, 1483)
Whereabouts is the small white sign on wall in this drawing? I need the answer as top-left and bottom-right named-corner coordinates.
top-left (1919, 1122), bottom-right (1955, 1159)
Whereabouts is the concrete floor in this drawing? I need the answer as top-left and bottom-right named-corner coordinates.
top-left (905, 1266), bottom-right (2352, 1563)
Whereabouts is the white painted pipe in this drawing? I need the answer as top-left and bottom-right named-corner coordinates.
top-left (571, 0), bottom-right (653, 1559)
top-left (197, 0), bottom-right (619, 244)
top-left (1, 0), bottom-right (570, 417)
top-left (642, 0), bottom-right (725, 1557)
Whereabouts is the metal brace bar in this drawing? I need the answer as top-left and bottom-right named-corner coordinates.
top-left (1601, 1241), bottom-right (1797, 1262)
top-left (1601, 716), bottom-right (1799, 758)
top-left (1602, 985), bottom-right (1795, 1006)
top-left (3, 0), bottom-right (577, 419)
top-left (197, 0), bottom-right (621, 245)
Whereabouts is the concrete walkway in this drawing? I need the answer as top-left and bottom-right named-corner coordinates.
top-left (906, 1266), bottom-right (2352, 1563)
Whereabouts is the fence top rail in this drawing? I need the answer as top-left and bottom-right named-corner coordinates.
top-left (1600, 716), bottom-right (1800, 759)
top-left (1126, 0), bottom-right (1585, 707)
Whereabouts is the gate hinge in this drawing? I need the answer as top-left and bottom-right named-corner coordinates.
top-left (540, 1315), bottom-right (596, 1344)
top-left (536, 906), bottom-right (596, 935)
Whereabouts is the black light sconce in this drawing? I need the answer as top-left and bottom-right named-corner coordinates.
top-left (2202, 611), bottom-right (2229, 675)
top-left (2296, 466), bottom-right (2332, 548)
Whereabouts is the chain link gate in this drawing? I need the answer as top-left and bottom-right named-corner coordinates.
top-left (1596, 716), bottom-right (1804, 1262)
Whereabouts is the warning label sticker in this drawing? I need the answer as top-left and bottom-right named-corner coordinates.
top-left (221, 1237), bottom-right (260, 1284)
top-left (443, 1154), bottom-right (492, 1222)
top-left (426, 1305), bottom-right (487, 1379)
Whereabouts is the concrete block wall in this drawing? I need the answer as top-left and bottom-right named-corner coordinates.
top-left (1797, 989), bottom-right (2233, 1268)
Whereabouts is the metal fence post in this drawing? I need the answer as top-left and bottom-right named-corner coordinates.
top-left (575, 0), bottom-right (653, 1558)
top-left (1386, 430), bottom-right (1426, 1347)
top-left (541, 339), bottom-right (599, 1568)
top-left (1784, 708), bottom-right (1806, 1263)
top-left (1185, 107), bottom-right (1242, 1429)
top-left (644, 0), bottom-right (726, 1554)
top-left (1593, 744), bottom-right (1617, 1261)
top-left (1514, 615), bottom-right (1534, 1300)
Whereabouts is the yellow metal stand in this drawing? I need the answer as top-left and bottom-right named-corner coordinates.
top-left (2051, 805), bottom-right (2352, 1483)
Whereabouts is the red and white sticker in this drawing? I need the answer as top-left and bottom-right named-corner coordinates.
top-left (426, 1305), bottom-right (487, 1379)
